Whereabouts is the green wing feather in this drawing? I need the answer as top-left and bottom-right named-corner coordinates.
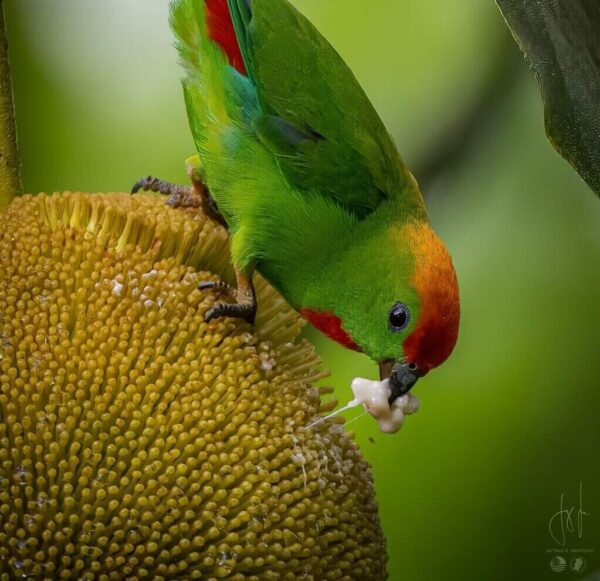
top-left (228, 0), bottom-right (416, 219)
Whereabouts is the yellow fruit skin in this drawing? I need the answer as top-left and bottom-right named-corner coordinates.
top-left (0, 193), bottom-right (386, 580)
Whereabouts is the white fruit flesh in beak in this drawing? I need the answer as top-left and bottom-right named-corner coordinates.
top-left (350, 377), bottom-right (420, 434)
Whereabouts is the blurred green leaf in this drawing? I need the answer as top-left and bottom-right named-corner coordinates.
top-left (497, 0), bottom-right (600, 197)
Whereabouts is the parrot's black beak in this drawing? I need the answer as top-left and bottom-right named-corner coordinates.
top-left (379, 359), bottom-right (421, 404)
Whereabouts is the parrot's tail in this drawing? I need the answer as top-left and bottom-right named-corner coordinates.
top-left (170, 0), bottom-right (256, 148)
top-left (169, 0), bottom-right (268, 232)
top-left (171, 0), bottom-right (230, 133)
top-left (170, 0), bottom-right (246, 76)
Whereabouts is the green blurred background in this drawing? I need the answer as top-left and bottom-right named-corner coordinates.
top-left (4, 1), bottom-right (600, 579)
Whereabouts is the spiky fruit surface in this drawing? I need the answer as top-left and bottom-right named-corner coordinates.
top-left (0, 193), bottom-right (386, 580)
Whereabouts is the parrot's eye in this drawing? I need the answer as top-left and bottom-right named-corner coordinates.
top-left (389, 302), bottom-right (410, 332)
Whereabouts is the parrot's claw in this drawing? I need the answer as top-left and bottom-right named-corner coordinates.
top-left (198, 280), bottom-right (232, 292)
top-left (200, 270), bottom-right (257, 324)
top-left (204, 301), bottom-right (256, 324)
top-left (131, 175), bottom-right (203, 209)
top-left (131, 174), bottom-right (227, 227)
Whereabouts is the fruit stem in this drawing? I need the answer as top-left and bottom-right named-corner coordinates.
top-left (0, 0), bottom-right (21, 209)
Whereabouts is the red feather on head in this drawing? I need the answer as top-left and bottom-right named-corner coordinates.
top-left (205, 0), bottom-right (247, 74)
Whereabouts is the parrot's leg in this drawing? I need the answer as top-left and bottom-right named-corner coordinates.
top-left (131, 173), bottom-right (227, 227)
top-left (201, 269), bottom-right (257, 324)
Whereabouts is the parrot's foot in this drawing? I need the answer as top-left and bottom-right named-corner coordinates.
top-left (205, 299), bottom-right (256, 324)
top-left (200, 271), bottom-right (257, 324)
top-left (131, 175), bottom-right (202, 208)
top-left (131, 174), bottom-right (227, 227)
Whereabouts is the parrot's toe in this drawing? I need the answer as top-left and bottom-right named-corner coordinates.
top-left (204, 301), bottom-right (256, 324)
top-left (131, 176), bottom-right (153, 194)
top-left (198, 280), bottom-right (232, 292)
top-left (164, 189), bottom-right (203, 209)
top-left (130, 175), bottom-right (202, 208)
top-left (201, 269), bottom-right (256, 324)
top-left (131, 173), bottom-right (227, 226)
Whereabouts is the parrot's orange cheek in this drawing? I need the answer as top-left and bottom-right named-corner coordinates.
top-left (401, 222), bottom-right (461, 374)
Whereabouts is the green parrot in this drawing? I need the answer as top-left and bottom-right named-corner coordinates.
top-left (135, 0), bottom-right (461, 402)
